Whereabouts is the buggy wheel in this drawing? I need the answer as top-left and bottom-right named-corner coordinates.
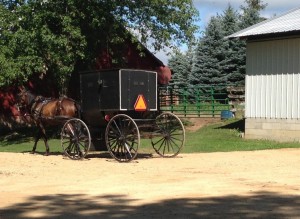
top-left (151, 112), bottom-right (185, 157)
top-left (105, 114), bottom-right (140, 162)
top-left (61, 118), bottom-right (91, 160)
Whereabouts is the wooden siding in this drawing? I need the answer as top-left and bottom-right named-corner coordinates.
top-left (246, 37), bottom-right (300, 119)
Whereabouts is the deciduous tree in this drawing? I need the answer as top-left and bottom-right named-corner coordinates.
top-left (0, 0), bottom-right (199, 91)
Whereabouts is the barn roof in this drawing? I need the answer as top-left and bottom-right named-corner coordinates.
top-left (227, 6), bottom-right (300, 39)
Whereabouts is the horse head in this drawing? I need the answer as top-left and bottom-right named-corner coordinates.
top-left (16, 87), bottom-right (37, 112)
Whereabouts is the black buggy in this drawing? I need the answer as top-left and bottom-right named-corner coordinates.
top-left (61, 69), bottom-right (185, 162)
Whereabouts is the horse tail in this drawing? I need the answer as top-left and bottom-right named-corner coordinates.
top-left (58, 97), bottom-right (81, 120)
top-left (74, 101), bottom-right (81, 119)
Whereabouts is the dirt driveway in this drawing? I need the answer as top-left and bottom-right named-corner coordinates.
top-left (1, 149), bottom-right (300, 218)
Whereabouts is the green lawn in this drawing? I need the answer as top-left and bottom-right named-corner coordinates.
top-left (0, 127), bottom-right (62, 153)
top-left (182, 118), bottom-right (300, 153)
top-left (1, 118), bottom-right (300, 154)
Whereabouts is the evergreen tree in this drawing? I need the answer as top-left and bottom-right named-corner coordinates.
top-left (168, 51), bottom-right (192, 89)
top-left (231, 0), bottom-right (267, 84)
top-left (239, 0), bottom-right (267, 29)
top-left (190, 16), bottom-right (225, 87)
top-left (220, 5), bottom-right (246, 85)
top-left (189, 0), bottom-right (267, 87)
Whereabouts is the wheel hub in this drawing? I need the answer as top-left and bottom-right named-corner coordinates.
top-left (163, 132), bottom-right (170, 140)
top-left (118, 135), bottom-right (126, 143)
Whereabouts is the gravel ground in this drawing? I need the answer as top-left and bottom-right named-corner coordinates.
top-left (1, 149), bottom-right (300, 218)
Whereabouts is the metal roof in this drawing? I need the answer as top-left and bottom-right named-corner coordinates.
top-left (227, 6), bottom-right (300, 39)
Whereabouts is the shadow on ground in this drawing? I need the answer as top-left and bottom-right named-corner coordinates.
top-left (12, 151), bottom-right (155, 162)
top-left (0, 126), bottom-right (61, 146)
top-left (1, 191), bottom-right (300, 218)
top-left (217, 119), bottom-right (245, 132)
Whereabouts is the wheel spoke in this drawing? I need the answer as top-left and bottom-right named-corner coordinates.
top-left (61, 119), bottom-right (91, 160)
top-left (105, 114), bottom-right (140, 162)
top-left (124, 143), bottom-right (133, 158)
top-left (151, 113), bottom-right (185, 157)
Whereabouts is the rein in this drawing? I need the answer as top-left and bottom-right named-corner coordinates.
top-left (17, 90), bottom-right (44, 118)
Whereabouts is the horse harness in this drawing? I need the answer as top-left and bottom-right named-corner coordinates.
top-left (30, 96), bottom-right (64, 120)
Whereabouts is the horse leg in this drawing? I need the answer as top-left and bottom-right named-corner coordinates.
top-left (40, 125), bottom-right (50, 156)
top-left (42, 136), bottom-right (50, 156)
top-left (31, 128), bottom-right (42, 154)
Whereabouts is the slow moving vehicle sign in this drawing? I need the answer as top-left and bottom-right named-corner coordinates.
top-left (134, 94), bottom-right (147, 111)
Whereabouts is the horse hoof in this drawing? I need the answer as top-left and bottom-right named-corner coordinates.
top-left (44, 153), bottom-right (49, 156)
top-left (30, 151), bottom-right (35, 154)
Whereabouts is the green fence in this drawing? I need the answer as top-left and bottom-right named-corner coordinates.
top-left (158, 85), bottom-right (231, 117)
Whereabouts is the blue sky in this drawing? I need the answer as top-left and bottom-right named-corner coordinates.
top-left (155, 1), bottom-right (300, 65)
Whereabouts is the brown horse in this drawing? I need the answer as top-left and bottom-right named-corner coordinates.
top-left (16, 88), bottom-right (80, 155)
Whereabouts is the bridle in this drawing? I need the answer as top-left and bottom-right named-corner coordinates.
top-left (16, 90), bottom-right (36, 116)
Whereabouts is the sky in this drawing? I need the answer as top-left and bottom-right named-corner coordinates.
top-left (155, 0), bottom-right (300, 65)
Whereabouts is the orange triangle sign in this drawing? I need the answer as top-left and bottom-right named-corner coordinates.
top-left (134, 94), bottom-right (147, 111)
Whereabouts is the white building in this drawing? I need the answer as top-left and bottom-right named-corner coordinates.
top-left (228, 7), bottom-right (300, 142)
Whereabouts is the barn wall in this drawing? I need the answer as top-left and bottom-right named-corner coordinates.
top-left (245, 37), bottom-right (300, 141)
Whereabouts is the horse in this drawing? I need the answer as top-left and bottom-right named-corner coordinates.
top-left (16, 88), bottom-right (81, 156)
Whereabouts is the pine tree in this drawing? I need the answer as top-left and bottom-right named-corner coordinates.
top-left (169, 51), bottom-right (193, 88)
top-left (190, 16), bottom-right (225, 87)
top-left (220, 5), bottom-right (246, 85)
top-left (239, 0), bottom-right (267, 29)
top-left (230, 0), bottom-right (267, 84)
top-left (174, 0), bottom-right (268, 88)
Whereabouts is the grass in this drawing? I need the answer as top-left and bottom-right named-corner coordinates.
top-left (1, 118), bottom-right (300, 154)
top-left (182, 118), bottom-right (300, 153)
top-left (0, 127), bottom-right (62, 154)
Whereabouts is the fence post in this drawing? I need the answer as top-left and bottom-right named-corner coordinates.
top-left (183, 87), bottom-right (187, 117)
top-left (211, 86), bottom-right (215, 117)
top-left (226, 98), bottom-right (230, 110)
top-left (170, 87), bottom-right (174, 113)
top-left (196, 87), bottom-right (200, 117)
